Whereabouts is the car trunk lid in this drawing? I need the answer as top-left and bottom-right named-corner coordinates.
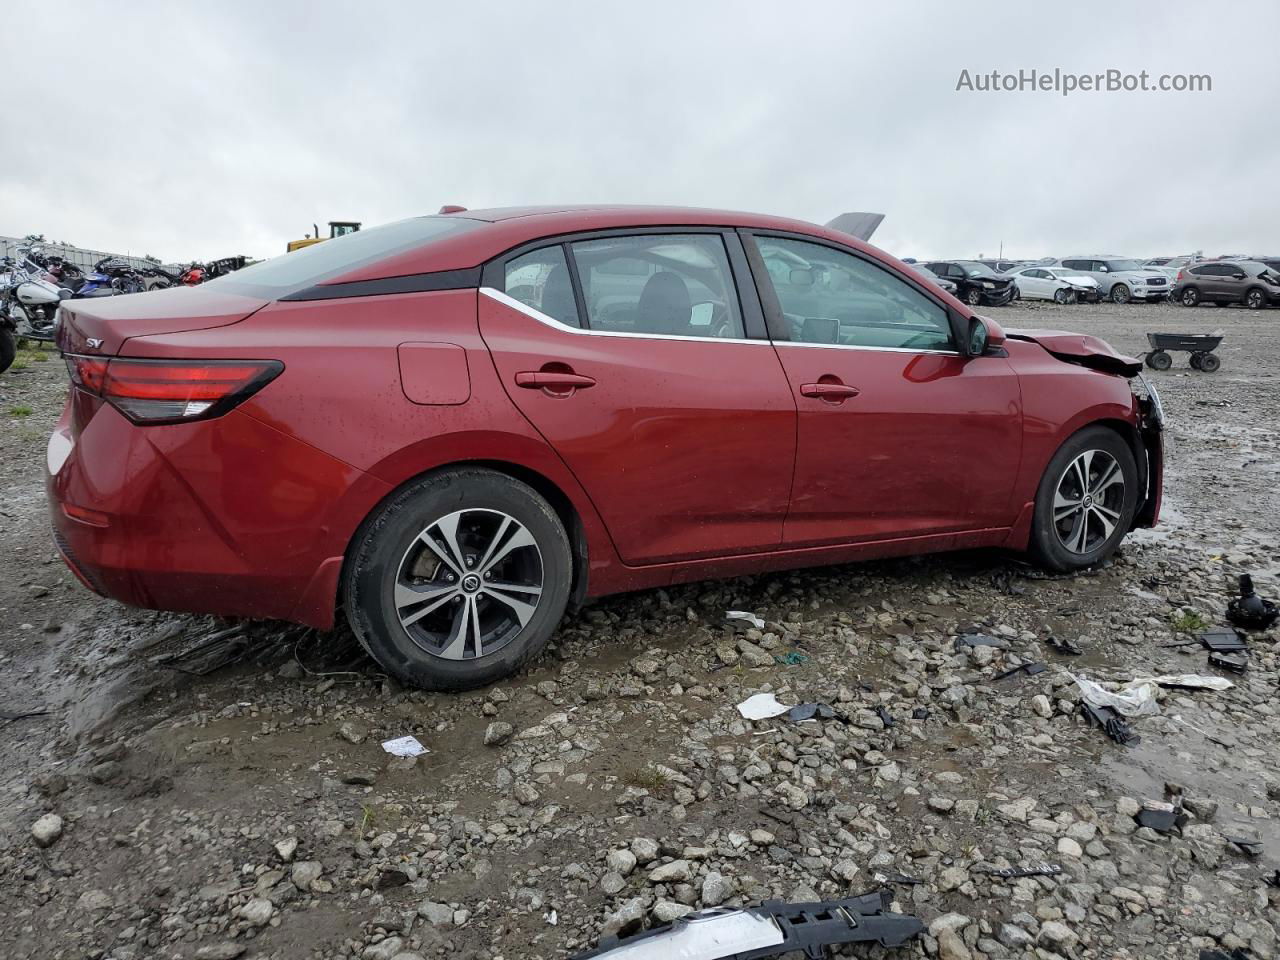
top-left (1005, 329), bottom-right (1142, 376)
top-left (56, 286), bottom-right (268, 356)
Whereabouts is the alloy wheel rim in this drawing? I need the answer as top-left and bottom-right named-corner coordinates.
top-left (1052, 450), bottom-right (1125, 555)
top-left (1248, 291), bottom-right (1262, 308)
top-left (393, 508), bottom-right (543, 660)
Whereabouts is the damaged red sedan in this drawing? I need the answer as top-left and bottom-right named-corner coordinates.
top-left (47, 206), bottom-right (1164, 690)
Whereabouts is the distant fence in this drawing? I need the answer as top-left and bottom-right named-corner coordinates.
top-left (0, 235), bottom-right (163, 271)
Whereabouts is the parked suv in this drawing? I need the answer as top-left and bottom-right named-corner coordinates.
top-left (1172, 260), bottom-right (1280, 309)
top-left (920, 260), bottom-right (1017, 306)
top-left (1051, 257), bottom-right (1171, 303)
top-left (48, 206), bottom-right (1163, 691)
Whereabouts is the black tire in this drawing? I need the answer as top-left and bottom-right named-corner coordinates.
top-left (1053, 288), bottom-right (1070, 304)
top-left (1245, 287), bottom-right (1267, 310)
top-left (1148, 351), bottom-right (1173, 371)
top-left (1199, 352), bottom-right (1221, 373)
top-left (1110, 283), bottom-right (1131, 304)
top-left (1189, 352), bottom-right (1204, 370)
top-left (1181, 287), bottom-right (1200, 307)
top-left (964, 287), bottom-right (983, 306)
top-left (1029, 426), bottom-right (1139, 572)
top-left (0, 329), bottom-right (15, 374)
top-left (343, 468), bottom-right (572, 691)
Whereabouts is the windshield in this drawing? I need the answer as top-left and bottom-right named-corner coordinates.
top-left (1104, 259), bottom-right (1144, 272)
top-left (955, 261), bottom-right (996, 278)
top-left (206, 216), bottom-right (482, 298)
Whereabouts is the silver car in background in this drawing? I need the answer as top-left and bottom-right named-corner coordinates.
top-left (1049, 256), bottom-right (1171, 303)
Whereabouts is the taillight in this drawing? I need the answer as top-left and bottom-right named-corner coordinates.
top-left (1175, 270), bottom-right (1184, 282)
top-left (62, 356), bottom-right (282, 425)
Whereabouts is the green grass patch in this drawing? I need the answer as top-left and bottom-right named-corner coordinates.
top-left (9, 404), bottom-right (34, 418)
top-left (1170, 610), bottom-right (1210, 633)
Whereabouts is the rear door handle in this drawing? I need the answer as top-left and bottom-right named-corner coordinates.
top-left (515, 371), bottom-right (596, 391)
top-left (800, 381), bottom-right (860, 402)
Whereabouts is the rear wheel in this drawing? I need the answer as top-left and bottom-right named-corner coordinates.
top-left (1110, 283), bottom-right (1131, 304)
top-left (1199, 352), bottom-right (1221, 373)
top-left (0, 329), bottom-right (15, 374)
top-left (344, 468), bottom-right (572, 691)
top-left (1181, 287), bottom-right (1200, 307)
top-left (1189, 352), bottom-right (1204, 370)
top-left (1030, 426), bottom-right (1138, 572)
top-left (1147, 350), bottom-right (1173, 371)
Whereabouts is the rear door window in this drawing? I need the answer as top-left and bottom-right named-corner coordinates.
top-left (503, 247), bottom-right (582, 327)
top-left (569, 234), bottom-right (744, 339)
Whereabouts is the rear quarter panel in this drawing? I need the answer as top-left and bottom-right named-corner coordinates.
top-left (120, 289), bottom-right (624, 591)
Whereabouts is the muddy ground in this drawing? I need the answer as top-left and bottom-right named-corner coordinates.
top-left (1, 299), bottom-right (1277, 960)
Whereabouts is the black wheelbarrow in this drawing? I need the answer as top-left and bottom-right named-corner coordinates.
top-left (1143, 332), bottom-right (1223, 372)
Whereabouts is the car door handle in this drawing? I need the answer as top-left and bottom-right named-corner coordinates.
top-left (515, 371), bottom-right (596, 391)
top-left (800, 381), bottom-right (860, 401)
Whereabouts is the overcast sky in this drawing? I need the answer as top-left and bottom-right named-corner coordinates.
top-left (4, 1), bottom-right (1276, 263)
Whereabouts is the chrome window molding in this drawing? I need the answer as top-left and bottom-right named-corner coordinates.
top-left (479, 287), bottom-right (769, 346)
top-left (481, 287), bottom-right (961, 357)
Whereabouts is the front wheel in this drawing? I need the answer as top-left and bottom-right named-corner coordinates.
top-left (343, 468), bottom-right (572, 691)
top-left (1030, 426), bottom-right (1138, 572)
top-left (964, 287), bottom-right (983, 306)
top-left (0, 328), bottom-right (15, 374)
top-left (1053, 288), bottom-right (1071, 304)
top-left (1110, 283), bottom-right (1131, 304)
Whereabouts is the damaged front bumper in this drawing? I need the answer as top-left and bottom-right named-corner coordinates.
top-left (572, 890), bottom-right (924, 959)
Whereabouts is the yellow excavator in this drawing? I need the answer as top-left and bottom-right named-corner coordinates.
top-left (286, 220), bottom-right (361, 253)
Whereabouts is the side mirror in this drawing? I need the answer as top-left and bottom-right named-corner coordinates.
top-left (966, 316), bottom-right (1005, 357)
top-left (1233, 272), bottom-right (1246, 280)
top-left (789, 268), bottom-right (814, 286)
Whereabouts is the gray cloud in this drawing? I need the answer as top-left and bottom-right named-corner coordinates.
top-left (4, 0), bottom-right (1275, 262)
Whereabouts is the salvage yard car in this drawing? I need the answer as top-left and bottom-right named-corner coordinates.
top-left (1050, 256), bottom-right (1171, 304)
top-left (919, 260), bottom-right (1017, 306)
top-left (46, 206), bottom-right (1164, 690)
top-left (1172, 259), bottom-right (1280, 309)
top-left (1006, 265), bottom-right (1082, 304)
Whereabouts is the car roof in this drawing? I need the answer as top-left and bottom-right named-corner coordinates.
top-left (327, 206), bottom-right (898, 285)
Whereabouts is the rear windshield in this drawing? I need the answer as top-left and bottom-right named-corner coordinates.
top-left (206, 216), bottom-right (481, 298)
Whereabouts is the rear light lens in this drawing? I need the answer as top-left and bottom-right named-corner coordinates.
top-left (63, 356), bottom-right (283, 425)
top-left (1175, 270), bottom-right (1184, 281)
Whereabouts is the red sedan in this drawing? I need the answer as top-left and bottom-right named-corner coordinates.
top-left (47, 206), bottom-right (1164, 690)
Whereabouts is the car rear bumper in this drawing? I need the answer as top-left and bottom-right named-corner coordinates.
top-left (45, 399), bottom-right (386, 629)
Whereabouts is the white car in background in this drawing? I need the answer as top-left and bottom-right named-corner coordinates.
top-left (1144, 255), bottom-right (1201, 282)
top-left (1008, 265), bottom-right (1093, 303)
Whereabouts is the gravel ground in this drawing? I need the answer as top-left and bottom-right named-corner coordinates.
top-left (1, 299), bottom-right (1278, 960)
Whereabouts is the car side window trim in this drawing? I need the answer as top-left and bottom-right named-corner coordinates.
top-left (739, 229), bottom-right (963, 355)
top-left (478, 287), bottom-right (771, 346)
top-left (482, 227), bottom-right (769, 341)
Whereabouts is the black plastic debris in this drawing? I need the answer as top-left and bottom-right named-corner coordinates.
top-left (911, 707), bottom-right (930, 721)
top-left (1227, 574), bottom-right (1278, 630)
top-left (954, 633), bottom-right (1010, 652)
top-left (787, 703), bottom-right (838, 723)
top-left (993, 662), bottom-right (1047, 681)
top-left (1080, 702), bottom-right (1140, 746)
top-left (1200, 950), bottom-right (1252, 960)
top-left (1198, 628), bottom-right (1247, 653)
top-left (1224, 836), bottom-right (1263, 858)
top-left (1135, 799), bottom-right (1187, 834)
top-left (1264, 869), bottom-right (1280, 888)
top-left (1047, 635), bottom-right (1083, 656)
top-left (0, 706), bottom-right (49, 724)
top-left (571, 889), bottom-right (925, 958)
top-left (875, 706), bottom-right (896, 728)
top-left (973, 863), bottom-right (1063, 879)
top-left (1209, 650), bottom-right (1249, 674)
